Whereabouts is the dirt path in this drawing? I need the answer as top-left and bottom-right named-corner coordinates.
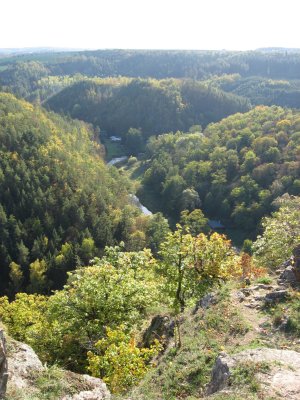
top-left (230, 283), bottom-right (278, 348)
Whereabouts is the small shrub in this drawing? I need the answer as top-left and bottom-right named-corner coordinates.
top-left (255, 276), bottom-right (272, 284)
top-left (127, 156), bottom-right (137, 166)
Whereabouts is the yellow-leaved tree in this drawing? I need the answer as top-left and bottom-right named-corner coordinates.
top-left (158, 225), bottom-right (241, 346)
top-left (87, 325), bottom-right (161, 393)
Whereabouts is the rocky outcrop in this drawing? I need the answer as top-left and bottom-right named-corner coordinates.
top-left (265, 288), bottom-right (289, 303)
top-left (277, 246), bottom-right (300, 288)
top-left (0, 330), bottom-right (8, 399)
top-left (207, 348), bottom-right (300, 399)
top-left (7, 338), bottom-right (44, 389)
top-left (142, 315), bottom-right (174, 349)
top-left (62, 375), bottom-right (110, 400)
top-left (5, 337), bottom-right (110, 399)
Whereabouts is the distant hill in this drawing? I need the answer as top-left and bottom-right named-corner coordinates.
top-left (44, 77), bottom-right (250, 140)
top-left (3, 49), bottom-right (300, 80)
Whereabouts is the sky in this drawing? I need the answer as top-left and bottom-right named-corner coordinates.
top-left (1, 0), bottom-right (300, 50)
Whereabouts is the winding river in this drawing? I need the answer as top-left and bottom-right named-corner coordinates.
top-left (108, 156), bottom-right (153, 216)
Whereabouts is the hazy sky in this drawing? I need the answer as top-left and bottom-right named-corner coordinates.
top-left (1, 0), bottom-right (299, 50)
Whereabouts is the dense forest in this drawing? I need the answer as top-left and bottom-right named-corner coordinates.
top-left (138, 106), bottom-right (300, 232)
top-left (0, 93), bottom-right (162, 296)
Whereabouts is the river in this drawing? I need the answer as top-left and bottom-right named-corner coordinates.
top-left (107, 156), bottom-right (128, 166)
top-left (108, 156), bottom-right (153, 216)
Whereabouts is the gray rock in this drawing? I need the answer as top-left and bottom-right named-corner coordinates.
top-left (235, 291), bottom-right (245, 302)
top-left (0, 330), bottom-right (8, 399)
top-left (5, 336), bottom-right (110, 399)
top-left (193, 292), bottom-right (218, 313)
top-left (265, 289), bottom-right (289, 303)
top-left (254, 295), bottom-right (265, 301)
top-left (206, 352), bottom-right (234, 394)
top-left (207, 348), bottom-right (300, 399)
top-left (256, 284), bottom-right (273, 290)
top-left (278, 258), bottom-right (293, 271)
top-left (199, 293), bottom-right (218, 309)
top-left (240, 288), bottom-right (252, 296)
top-left (62, 375), bottom-right (111, 400)
top-left (7, 338), bottom-right (44, 389)
top-left (278, 265), bottom-right (298, 287)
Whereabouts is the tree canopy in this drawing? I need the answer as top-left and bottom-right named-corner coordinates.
top-left (0, 93), bottom-right (146, 294)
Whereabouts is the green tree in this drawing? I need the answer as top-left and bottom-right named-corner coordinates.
top-left (180, 188), bottom-right (201, 211)
top-left (146, 212), bottom-right (170, 255)
top-left (253, 195), bottom-right (300, 268)
top-left (125, 127), bottom-right (144, 155)
top-left (180, 209), bottom-right (208, 236)
top-left (9, 262), bottom-right (24, 294)
top-left (79, 237), bottom-right (96, 265)
top-left (28, 259), bottom-right (48, 293)
top-left (46, 247), bottom-right (160, 369)
top-left (17, 241), bottom-right (29, 266)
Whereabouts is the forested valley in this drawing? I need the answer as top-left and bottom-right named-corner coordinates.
top-left (0, 49), bottom-right (300, 400)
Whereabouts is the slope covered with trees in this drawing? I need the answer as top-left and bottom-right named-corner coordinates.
top-left (138, 106), bottom-right (300, 232)
top-left (219, 75), bottom-right (300, 108)
top-left (3, 49), bottom-right (300, 84)
top-left (0, 93), bottom-right (148, 295)
top-left (44, 77), bottom-right (250, 141)
top-left (2, 50), bottom-right (300, 109)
